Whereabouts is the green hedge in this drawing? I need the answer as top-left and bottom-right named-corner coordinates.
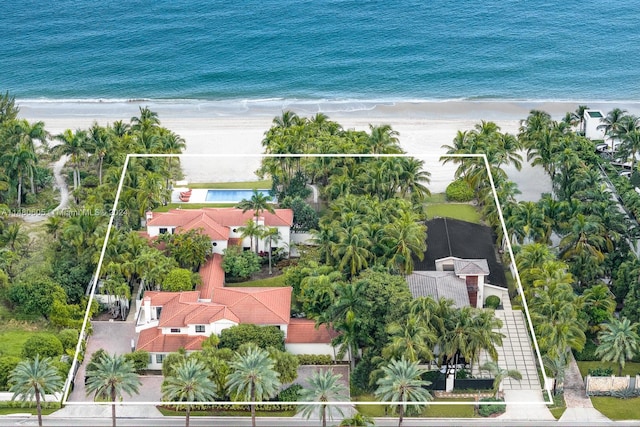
top-left (445, 179), bottom-right (474, 202)
top-left (296, 354), bottom-right (333, 365)
top-left (478, 397), bottom-right (505, 417)
top-left (484, 295), bottom-right (501, 309)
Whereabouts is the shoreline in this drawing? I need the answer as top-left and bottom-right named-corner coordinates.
top-left (17, 98), bottom-right (640, 122)
top-left (17, 99), bottom-right (575, 196)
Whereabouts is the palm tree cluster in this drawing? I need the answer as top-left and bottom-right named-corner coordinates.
top-left (259, 111), bottom-right (431, 205)
top-left (383, 297), bottom-right (504, 373)
top-left (441, 121), bottom-right (522, 199)
top-left (312, 195), bottom-right (427, 277)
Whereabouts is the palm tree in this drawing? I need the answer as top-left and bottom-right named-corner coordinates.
top-left (332, 225), bottom-right (372, 278)
top-left (52, 129), bottom-right (90, 191)
top-left (297, 369), bottom-right (349, 427)
top-left (88, 123), bottom-right (111, 185)
top-left (238, 219), bottom-right (263, 254)
top-left (480, 361), bottom-right (522, 398)
top-left (572, 105), bottom-right (589, 135)
top-left (236, 189), bottom-right (275, 222)
top-left (0, 142), bottom-right (37, 207)
top-left (9, 355), bottom-right (63, 427)
top-left (85, 353), bottom-right (141, 427)
top-left (595, 317), bottom-right (640, 376)
top-left (226, 346), bottom-right (281, 427)
top-left (582, 284), bottom-right (616, 333)
top-left (162, 358), bottom-right (217, 427)
top-left (383, 314), bottom-right (436, 364)
top-left (597, 108), bottom-right (627, 151)
top-left (260, 226), bottom-right (281, 274)
top-left (542, 352), bottom-right (568, 395)
top-left (383, 211), bottom-right (427, 274)
top-left (374, 357), bottom-right (432, 427)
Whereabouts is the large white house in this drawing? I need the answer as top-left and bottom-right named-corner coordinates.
top-left (145, 208), bottom-right (293, 255)
top-left (136, 208), bottom-right (339, 369)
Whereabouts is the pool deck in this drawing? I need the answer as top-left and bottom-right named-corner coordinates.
top-left (172, 187), bottom-right (209, 203)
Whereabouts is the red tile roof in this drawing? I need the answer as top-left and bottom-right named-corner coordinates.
top-left (147, 208), bottom-right (293, 229)
top-left (285, 319), bottom-right (339, 344)
top-left (197, 254), bottom-right (225, 300)
top-left (137, 328), bottom-right (207, 353)
top-left (178, 212), bottom-right (229, 241)
top-left (212, 287), bottom-right (292, 325)
top-left (158, 293), bottom-right (239, 328)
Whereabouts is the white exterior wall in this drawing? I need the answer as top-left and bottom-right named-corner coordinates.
top-left (483, 283), bottom-right (509, 305)
top-left (285, 343), bottom-right (337, 359)
top-left (146, 225), bottom-right (176, 238)
top-left (585, 110), bottom-right (606, 140)
top-left (148, 352), bottom-right (170, 370)
top-left (211, 239), bottom-right (228, 255)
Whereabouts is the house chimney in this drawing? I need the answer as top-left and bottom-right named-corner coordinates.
top-left (146, 211), bottom-right (153, 221)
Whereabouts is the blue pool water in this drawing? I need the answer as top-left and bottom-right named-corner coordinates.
top-left (205, 189), bottom-right (273, 203)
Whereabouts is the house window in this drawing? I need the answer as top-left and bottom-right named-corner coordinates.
top-left (232, 228), bottom-right (238, 233)
top-left (195, 325), bottom-right (205, 333)
top-left (156, 354), bottom-right (164, 363)
top-left (159, 228), bottom-right (168, 234)
top-left (170, 328), bottom-right (180, 333)
top-left (212, 242), bottom-right (218, 247)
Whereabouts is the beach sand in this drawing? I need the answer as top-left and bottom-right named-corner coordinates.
top-left (20, 99), bottom-right (631, 197)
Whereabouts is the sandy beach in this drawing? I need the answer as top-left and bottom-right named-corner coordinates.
top-left (20, 99), bottom-right (638, 197)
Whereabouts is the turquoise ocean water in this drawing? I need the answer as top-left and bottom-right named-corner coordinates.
top-left (2, 0), bottom-right (640, 102)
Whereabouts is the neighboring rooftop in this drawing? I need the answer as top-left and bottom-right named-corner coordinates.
top-left (406, 271), bottom-right (471, 308)
top-left (414, 218), bottom-right (506, 287)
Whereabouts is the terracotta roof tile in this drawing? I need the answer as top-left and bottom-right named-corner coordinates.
top-left (178, 213), bottom-right (229, 241)
top-left (137, 328), bottom-right (206, 353)
top-left (197, 254), bottom-right (225, 300)
top-left (285, 318), bottom-right (339, 344)
top-left (212, 287), bottom-right (292, 325)
top-left (150, 208), bottom-right (293, 229)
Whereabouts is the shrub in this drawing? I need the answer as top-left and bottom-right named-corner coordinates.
top-left (484, 295), bottom-right (501, 309)
top-left (22, 334), bottom-right (64, 359)
top-left (278, 384), bottom-right (302, 402)
top-left (573, 339), bottom-right (599, 361)
top-left (588, 367), bottom-right (613, 377)
top-left (125, 350), bottom-right (150, 373)
top-left (162, 268), bottom-right (195, 292)
top-left (611, 387), bottom-right (639, 399)
top-left (478, 397), bottom-right (506, 417)
top-left (58, 329), bottom-right (80, 352)
top-left (222, 246), bottom-right (261, 281)
top-left (445, 179), bottom-right (474, 202)
top-left (219, 324), bottom-right (285, 351)
top-left (0, 356), bottom-right (21, 390)
top-left (296, 354), bottom-right (333, 365)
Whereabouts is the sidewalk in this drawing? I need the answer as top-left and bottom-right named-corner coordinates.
top-left (558, 353), bottom-right (609, 422)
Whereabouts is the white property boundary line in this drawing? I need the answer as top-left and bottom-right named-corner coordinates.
top-left (63, 153), bottom-right (552, 407)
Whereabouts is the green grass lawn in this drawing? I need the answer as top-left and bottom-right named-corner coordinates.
top-left (354, 394), bottom-right (475, 418)
top-left (155, 202), bottom-right (236, 212)
top-left (426, 203), bottom-right (481, 223)
top-left (0, 321), bottom-right (51, 357)
top-left (0, 407), bottom-right (59, 416)
top-left (576, 361), bottom-right (640, 377)
top-left (185, 180), bottom-right (272, 189)
top-left (591, 397), bottom-right (640, 420)
top-left (548, 393), bottom-right (566, 420)
top-left (157, 406), bottom-right (295, 417)
top-left (226, 275), bottom-right (287, 287)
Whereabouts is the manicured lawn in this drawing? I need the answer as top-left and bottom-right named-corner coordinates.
top-left (354, 394), bottom-right (476, 418)
top-left (591, 397), bottom-right (640, 420)
top-left (185, 180), bottom-right (272, 189)
top-left (157, 406), bottom-right (295, 417)
top-left (426, 203), bottom-right (481, 223)
top-left (425, 193), bottom-right (447, 203)
top-left (0, 407), bottom-right (59, 416)
top-left (0, 321), bottom-right (50, 357)
top-left (576, 361), bottom-right (640, 377)
top-left (155, 202), bottom-right (236, 212)
top-left (226, 275), bottom-right (287, 287)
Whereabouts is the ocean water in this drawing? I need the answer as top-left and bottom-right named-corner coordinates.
top-left (2, 0), bottom-right (640, 102)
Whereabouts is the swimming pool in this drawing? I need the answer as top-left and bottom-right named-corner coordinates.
top-left (204, 189), bottom-right (273, 203)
